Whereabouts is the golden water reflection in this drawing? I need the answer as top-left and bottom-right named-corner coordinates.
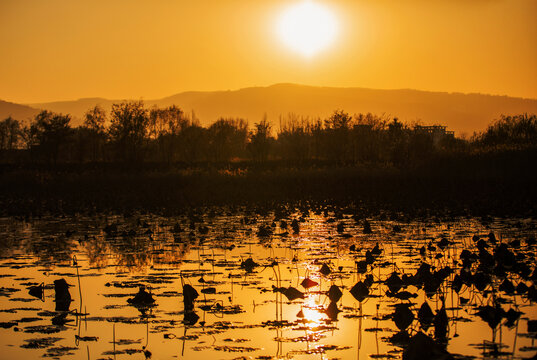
top-left (0, 210), bottom-right (536, 359)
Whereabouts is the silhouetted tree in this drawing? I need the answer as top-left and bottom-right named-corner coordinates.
top-left (179, 122), bottom-right (207, 163)
top-left (407, 131), bottom-right (434, 165)
top-left (324, 110), bottom-right (353, 164)
top-left (20, 122), bottom-right (39, 152)
top-left (248, 117), bottom-right (273, 163)
top-left (208, 118), bottom-right (248, 162)
top-left (83, 105), bottom-right (107, 162)
top-left (310, 119), bottom-right (324, 160)
top-left (474, 113), bottom-right (537, 149)
top-left (325, 110), bottom-right (353, 130)
top-left (386, 117), bottom-right (410, 166)
top-left (277, 114), bottom-right (313, 163)
top-left (0, 117), bottom-right (21, 162)
top-left (32, 110), bottom-right (73, 163)
top-left (148, 105), bottom-right (189, 163)
top-left (109, 101), bottom-right (149, 163)
top-left (352, 113), bottom-right (388, 164)
top-left (84, 105), bottom-right (107, 132)
top-left (0, 103), bottom-right (480, 167)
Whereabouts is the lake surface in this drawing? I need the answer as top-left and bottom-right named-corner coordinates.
top-left (0, 207), bottom-right (536, 359)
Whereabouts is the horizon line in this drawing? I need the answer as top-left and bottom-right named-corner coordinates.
top-left (4, 82), bottom-right (535, 106)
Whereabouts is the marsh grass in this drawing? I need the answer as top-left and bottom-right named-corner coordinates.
top-left (1, 147), bottom-right (536, 217)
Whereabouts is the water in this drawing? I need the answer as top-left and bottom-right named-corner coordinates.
top-left (0, 208), bottom-right (536, 359)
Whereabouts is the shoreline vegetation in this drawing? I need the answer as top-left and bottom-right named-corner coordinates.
top-left (0, 101), bottom-right (536, 216)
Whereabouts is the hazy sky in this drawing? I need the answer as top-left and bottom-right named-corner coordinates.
top-left (1, 0), bottom-right (536, 103)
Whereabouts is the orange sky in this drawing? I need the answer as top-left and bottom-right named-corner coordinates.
top-left (1, 0), bottom-right (536, 103)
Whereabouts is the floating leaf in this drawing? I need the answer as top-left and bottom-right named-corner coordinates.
top-left (127, 286), bottom-right (155, 306)
top-left (403, 332), bottom-right (452, 360)
top-left (54, 279), bottom-right (71, 312)
top-left (301, 278), bottom-right (318, 289)
top-left (183, 284), bottom-right (199, 311)
top-left (319, 264), bottom-right (331, 276)
top-left (283, 287), bottom-right (304, 301)
top-left (240, 258), bottom-right (258, 272)
top-left (28, 284), bottom-right (44, 301)
top-left (418, 302), bottom-right (434, 329)
top-left (476, 305), bottom-right (505, 330)
top-left (386, 272), bottom-right (403, 293)
top-left (393, 304), bottom-right (414, 331)
top-left (325, 301), bottom-right (341, 321)
top-left (350, 281), bottom-right (369, 302)
top-left (434, 306), bottom-right (448, 339)
top-left (327, 284), bottom-right (343, 302)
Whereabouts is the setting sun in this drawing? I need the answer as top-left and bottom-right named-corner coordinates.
top-left (0, 1), bottom-right (537, 360)
top-left (276, 1), bottom-right (339, 57)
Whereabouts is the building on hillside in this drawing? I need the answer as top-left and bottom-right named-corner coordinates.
top-left (414, 125), bottom-right (455, 147)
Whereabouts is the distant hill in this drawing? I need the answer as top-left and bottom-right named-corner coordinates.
top-left (0, 100), bottom-right (40, 122)
top-left (20, 83), bottom-right (537, 134)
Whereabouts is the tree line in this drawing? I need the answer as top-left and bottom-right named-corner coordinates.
top-left (0, 100), bottom-right (535, 166)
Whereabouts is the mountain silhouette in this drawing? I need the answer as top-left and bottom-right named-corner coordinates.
top-left (0, 99), bottom-right (40, 122)
top-left (2, 84), bottom-right (536, 134)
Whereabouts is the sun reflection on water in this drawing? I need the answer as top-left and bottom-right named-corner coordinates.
top-left (299, 296), bottom-right (326, 330)
top-left (1, 213), bottom-right (537, 359)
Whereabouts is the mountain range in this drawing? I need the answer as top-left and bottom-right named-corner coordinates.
top-left (2, 83), bottom-right (537, 135)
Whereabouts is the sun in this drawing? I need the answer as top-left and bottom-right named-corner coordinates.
top-left (276, 1), bottom-right (339, 58)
